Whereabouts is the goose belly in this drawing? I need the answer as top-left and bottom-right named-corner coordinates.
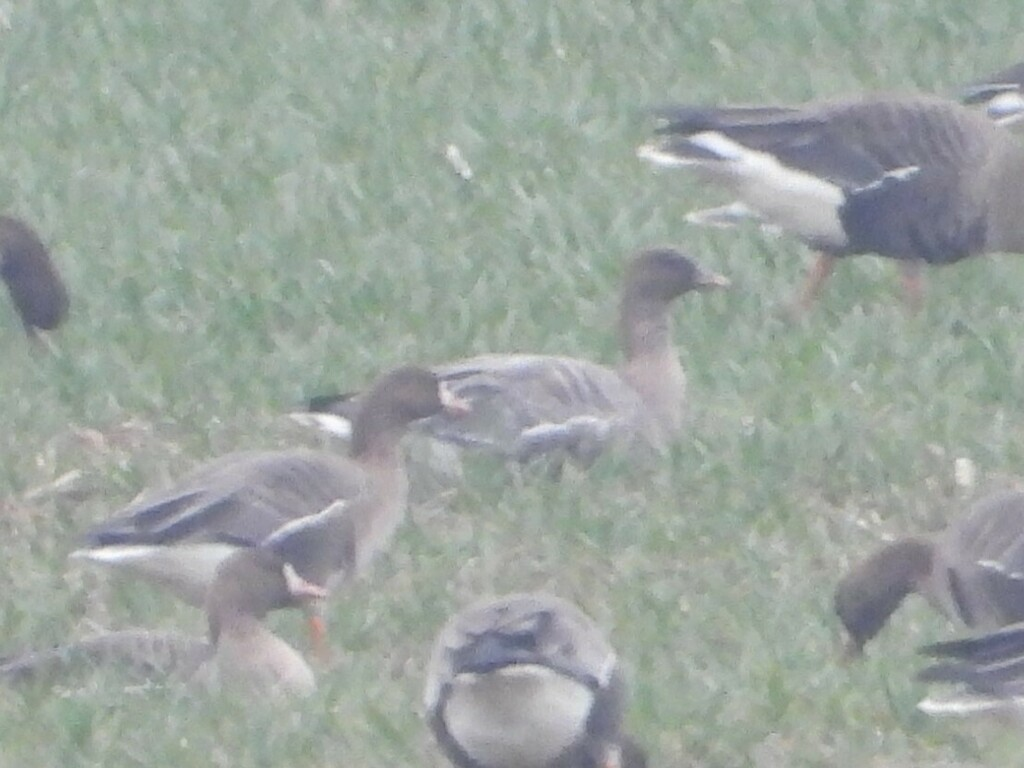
top-left (443, 665), bottom-right (595, 768)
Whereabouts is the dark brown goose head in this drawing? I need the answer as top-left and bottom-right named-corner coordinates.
top-left (350, 365), bottom-right (470, 458)
top-left (205, 548), bottom-right (326, 646)
top-left (0, 216), bottom-right (69, 337)
top-left (834, 537), bottom-right (935, 657)
top-left (618, 248), bottom-right (729, 358)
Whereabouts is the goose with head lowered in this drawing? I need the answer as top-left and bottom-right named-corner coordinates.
top-left (3, 503), bottom-right (356, 696)
top-left (71, 366), bottom-right (469, 644)
top-left (424, 592), bottom-right (647, 768)
top-left (638, 93), bottom-right (1024, 312)
top-left (303, 249), bottom-right (727, 469)
top-left (835, 489), bottom-right (1024, 658)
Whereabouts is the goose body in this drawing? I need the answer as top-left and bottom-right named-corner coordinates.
top-left (639, 95), bottom-right (1024, 309)
top-left (424, 593), bottom-right (646, 768)
top-left (0, 630), bottom-right (210, 686)
top-left (72, 367), bottom-right (466, 607)
top-left (835, 489), bottom-right (1024, 655)
top-left (306, 249), bottom-right (727, 467)
top-left (5, 506), bottom-right (354, 696)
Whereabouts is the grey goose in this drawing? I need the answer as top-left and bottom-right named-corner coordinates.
top-left (638, 94), bottom-right (1024, 311)
top-left (305, 249), bottom-right (728, 468)
top-left (835, 489), bottom-right (1024, 657)
top-left (4, 523), bottom-right (337, 696)
top-left (0, 216), bottom-right (68, 341)
top-left (71, 366), bottom-right (469, 645)
top-left (424, 592), bottom-right (646, 768)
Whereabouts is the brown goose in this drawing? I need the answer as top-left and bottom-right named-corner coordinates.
top-left (424, 593), bottom-right (647, 768)
top-left (305, 249), bottom-right (727, 467)
top-left (0, 216), bottom-right (69, 340)
top-left (3, 546), bottom-right (329, 696)
top-left (835, 489), bottom-right (1024, 657)
top-left (962, 61), bottom-right (1024, 126)
top-left (71, 366), bottom-right (469, 612)
top-left (638, 94), bottom-right (1024, 311)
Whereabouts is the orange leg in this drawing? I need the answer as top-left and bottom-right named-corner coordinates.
top-left (308, 611), bottom-right (331, 663)
top-left (899, 261), bottom-right (924, 313)
top-left (790, 252), bottom-right (836, 315)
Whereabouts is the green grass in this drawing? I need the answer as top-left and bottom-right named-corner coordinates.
top-left (0, 0), bottom-right (1023, 765)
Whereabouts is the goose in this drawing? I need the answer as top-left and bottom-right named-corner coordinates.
top-left (834, 489), bottom-right (1024, 657)
top-left (637, 94), bottom-right (1024, 311)
top-left (303, 249), bottom-right (728, 467)
top-left (0, 629), bottom-right (207, 687)
top-left (424, 592), bottom-right (647, 768)
top-left (71, 366), bottom-right (469, 640)
top-left (0, 216), bottom-right (69, 341)
top-left (917, 621), bottom-right (1024, 716)
top-left (1, 551), bottom-right (326, 696)
top-left (3, 502), bottom-right (358, 696)
top-left (962, 62), bottom-right (1024, 126)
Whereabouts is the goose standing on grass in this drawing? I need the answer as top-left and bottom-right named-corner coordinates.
top-left (961, 61), bottom-right (1024, 126)
top-left (4, 509), bottom-right (349, 696)
top-left (424, 593), bottom-right (647, 768)
top-left (304, 249), bottom-right (728, 467)
top-left (71, 366), bottom-right (470, 640)
top-left (834, 489), bottom-right (1024, 657)
top-left (917, 621), bottom-right (1024, 716)
top-left (637, 94), bottom-right (1024, 312)
top-left (0, 216), bottom-right (69, 342)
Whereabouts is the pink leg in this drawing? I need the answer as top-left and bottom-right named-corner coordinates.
top-left (789, 252), bottom-right (836, 315)
top-left (900, 261), bottom-right (924, 313)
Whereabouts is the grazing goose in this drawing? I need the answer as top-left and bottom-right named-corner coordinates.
top-left (71, 366), bottom-right (468, 615)
top-left (0, 629), bottom-right (207, 687)
top-left (4, 505), bottom-right (350, 696)
top-left (835, 489), bottom-right (1024, 657)
top-left (0, 216), bottom-right (69, 341)
top-left (305, 249), bottom-right (728, 467)
top-left (917, 621), bottom-right (1024, 716)
top-left (424, 593), bottom-right (646, 768)
top-left (962, 62), bottom-right (1024, 126)
top-left (638, 94), bottom-right (1024, 311)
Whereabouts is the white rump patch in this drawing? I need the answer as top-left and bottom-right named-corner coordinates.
top-left (686, 130), bottom-right (747, 161)
top-left (987, 92), bottom-right (1024, 125)
top-left (288, 411), bottom-right (353, 440)
top-left (636, 142), bottom-right (700, 168)
top-left (641, 130), bottom-right (848, 247)
top-left (918, 694), bottom-right (1019, 716)
top-left (70, 543), bottom-right (241, 606)
top-left (686, 201), bottom-right (762, 228)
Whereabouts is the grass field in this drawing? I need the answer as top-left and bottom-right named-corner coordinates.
top-left (0, 0), bottom-right (1023, 765)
